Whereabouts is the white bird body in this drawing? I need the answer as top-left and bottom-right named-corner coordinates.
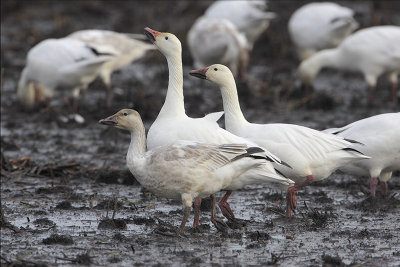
top-left (68, 29), bottom-right (156, 88)
top-left (100, 109), bottom-right (269, 232)
top-left (298, 26), bottom-right (400, 103)
top-left (323, 113), bottom-right (400, 183)
top-left (204, 0), bottom-right (276, 49)
top-left (190, 64), bottom-right (369, 216)
top-left (288, 2), bottom-right (358, 59)
top-left (187, 17), bottom-right (249, 78)
top-left (17, 38), bottom-right (112, 109)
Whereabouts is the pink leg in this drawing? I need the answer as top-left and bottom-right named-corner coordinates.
top-left (380, 181), bottom-right (388, 196)
top-left (218, 190), bottom-right (235, 221)
top-left (370, 177), bottom-right (378, 197)
top-left (391, 80), bottom-right (398, 105)
top-left (368, 85), bottom-right (375, 105)
top-left (193, 198), bottom-right (202, 227)
top-left (286, 175), bottom-right (315, 217)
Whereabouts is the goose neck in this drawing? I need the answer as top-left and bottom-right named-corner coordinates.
top-left (311, 49), bottom-right (341, 70)
top-left (219, 81), bottom-right (247, 130)
top-left (159, 52), bottom-right (185, 116)
top-left (127, 124), bottom-right (147, 164)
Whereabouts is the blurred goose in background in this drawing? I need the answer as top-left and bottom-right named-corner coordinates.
top-left (204, 0), bottom-right (276, 50)
top-left (68, 29), bottom-right (156, 107)
top-left (187, 17), bottom-right (249, 79)
top-left (100, 109), bottom-right (278, 234)
top-left (298, 26), bottom-right (400, 105)
top-left (143, 27), bottom-right (293, 225)
top-left (190, 64), bottom-right (370, 217)
top-left (323, 113), bottom-right (400, 197)
top-left (17, 38), bottom-right (113, 112)
top-left (288, 2), bottom-right (358, 60)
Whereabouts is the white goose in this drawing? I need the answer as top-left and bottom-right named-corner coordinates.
top-left (17, 38), bottom-right (113, 111)
top-left (187, 16), bottom-right (249, 79)
top-left (143, 27), bottom-right (293, 225)
top-left (298, 26), bottom-right (400, 104)
top-left (68, 29), bottom-right (156, 107)
top-left (324, 113), bottom-right (400, 197)
top-left (288, 2), bottom-right (358, 60)
top-left (204, 0), bottom-right (276, 50)
top-left (99, 109), bottom-right (278, 234)
top-left (190, 64), bottom-right (370, 217)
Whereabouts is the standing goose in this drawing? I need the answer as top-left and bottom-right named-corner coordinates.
top-left (17, 38), bottom-right (114, 112)
top-left (187, 17), bottom-right (249, 79)
top-left (288, 2), bottom-right (358, 60)
top-left (298, 26), bottom-right (400, 104)
top-left (204, 0), bottom-right (276, 50)
top-left (68, 29), bottom-right (156, 107)
top-left (143, 27), bottom-right (293, 225)
top-left (99, 109), bottom-right (276, 234)
top-left (190, 64), bottom-right (370, 217)
top-left (323, 113), bottom-right (400, 197)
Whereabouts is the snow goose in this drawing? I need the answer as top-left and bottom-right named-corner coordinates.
top-left (143, 27), bottom-right (293, 225)
top-left (17, 38), bottom-right (113, 112)
top-left (204, 0), bottom-right (276, 50)
top-left (288, 2), bottom-right (358, 60)
top-left (68, 29), bottom-right (156, 107)
top-left (298, 26), bottom-right (400, 104)
top-left (323, 113), bottom-right (400, 197)
top-left (187, 16), bottom-right (249, 79)
top-left (190, 64), bottom-right (370, 217)
top-left (99, 108), bottom-right (284, 234)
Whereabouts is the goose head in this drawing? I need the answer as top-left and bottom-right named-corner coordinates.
top-left (144, 27), bottom-right (181, 57)
top-left (189, 64), bottom-right (235, 88)
top-left (17, 80), bottom-right (47, 110)
top-left (298, 58), bottom-right (320, 85)
top-left (99, 109), bottom-right (142, 132)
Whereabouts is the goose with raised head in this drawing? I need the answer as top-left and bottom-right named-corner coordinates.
top-left (324, 113), bottom-right (400, 197)
top-left (17, 38), bottom-right (114, 112)
top-left (99, 109), bottom-right (281, 234)
top-left (204, 0), bottom-right (276, 50)
top-left (68, 29), bottom-right (156, 107)
top-left (288, 2), bottom-right (358, 60)
top-left (190, 64), bottom-right (370, 217)
top-left (143, 27), bottom-right (293, 225)
top-left (187, 17), bottom-right (249, 79)
top-left (298, 26), bottom-right (400, 104)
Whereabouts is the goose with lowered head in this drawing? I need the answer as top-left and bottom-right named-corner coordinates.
top-left (288, 2), bottom-right (358, 60)
top-left (190, 64), bottom-right (370, 217)
top-left (68, 29), bottom-right (156, 107)
top-left (323, 113), bottom-right (400, 197)
top-left (17, 38), bottom-right (114, 112)
top-left (143, 27), bottom-right (293, 225)
top-left (100, 109), bottom-right (282, 234)
top-left (204, 0), bottom-right (276, 50)
top-left (187, 16), bottom-right (249, 79)
top-left (298, 26), bottom-right (400, 104)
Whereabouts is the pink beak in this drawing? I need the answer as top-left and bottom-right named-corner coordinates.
top-left (189, 67), bottom-right (209, 80)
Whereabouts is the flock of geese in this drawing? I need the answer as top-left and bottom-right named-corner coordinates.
top-left (15, 1), bottom-right (400, 234)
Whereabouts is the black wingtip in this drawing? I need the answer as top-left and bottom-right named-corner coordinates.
top-left (344, 138), bottom-right (365, 146)
top-left (342, 147), bottom-right (365, 155)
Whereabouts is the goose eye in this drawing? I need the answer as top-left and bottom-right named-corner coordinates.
top-left (214, 68), bottom-right (218, 71)
top-left (165, 36), bottom-right (168, 40)
top-left (123, 112), bottom-right (128, 116)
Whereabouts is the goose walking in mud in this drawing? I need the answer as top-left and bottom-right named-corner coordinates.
top-left (99, 109), bottom-right (284, 234)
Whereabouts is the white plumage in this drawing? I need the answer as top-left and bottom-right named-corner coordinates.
top-left (187, 17), bottom-right (249, 78)
top-left (17, 38), bottom-right (113, 110)
top-left (204, 0), bottom-right (276, 50)
top-left (99, 109), bottom-right (273, 234)
top-left (323, 113), bottom-right (400, 197)
top-left (190, 64), bottom-right (370, 217)
top-left (288, 2), bottom-right (358, 60)
top-left (68, 29), bottom-right (156, 106)
top-left (298, 26), bottom-right (400, 104)
top-left (143, 27), bottom-right (293, 224)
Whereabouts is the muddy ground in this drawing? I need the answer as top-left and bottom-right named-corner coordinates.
top-left (1, 1), bottom-right (400, 266)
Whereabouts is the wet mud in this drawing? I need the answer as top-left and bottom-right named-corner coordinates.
top-left (1, 1), bottom-right (400, 266)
